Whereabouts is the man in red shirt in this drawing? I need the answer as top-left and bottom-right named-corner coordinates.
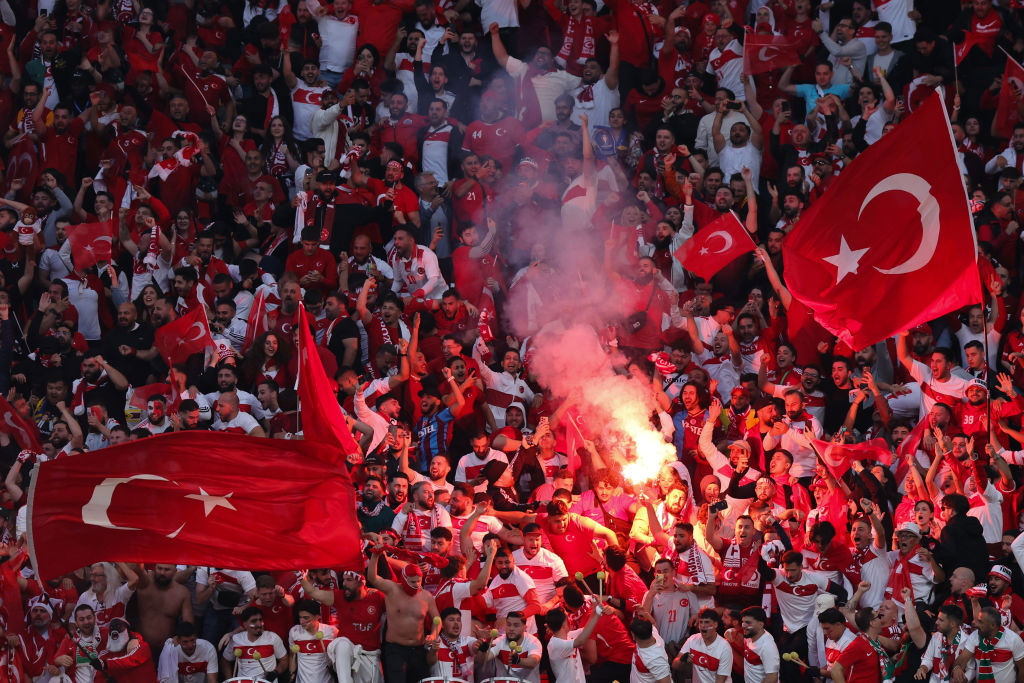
top-left (286, 227), bottom-right (339, 295)
top-left (463, 91), bottom-right (524, 174)
top-left (40, 104), bottom-right (87, 184)
top-left (817, 608), bottom-right (880, 683)
top-left (373, 93), bottom-right (427, 165)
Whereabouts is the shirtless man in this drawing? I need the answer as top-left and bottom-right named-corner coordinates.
top-left (134, 564), bottom-right (194, 658)
top-left (368, 545), bottom-right (440, 683)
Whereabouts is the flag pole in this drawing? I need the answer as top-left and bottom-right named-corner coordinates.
top-left (982, 292), bottom-right (992, 444)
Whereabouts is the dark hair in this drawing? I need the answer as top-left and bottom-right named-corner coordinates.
top-left (175, 621), bottom-right (198, 638)
top-left (440, 606), bottom-right (461, 620)
top-left (818, 607), bottom-right (845, 625)
top-left (546, 608), bottom-right (567, 631)
top-left (938, 604), bottom-right (964, 623)
top-left (741, 606), bottom-right (767, 624)
top-left (295, 599), bottom-right (321, 616)
top-left (629, 618), bottom-right (654, 639)
top-left (942, 493), bottom-right (970, 517)
top-left (239, 605), bottom-right (262, 622)
top-left (781, 551), bottom-right (803, 567)
top-left (697, 608), bottom-right (721, 624)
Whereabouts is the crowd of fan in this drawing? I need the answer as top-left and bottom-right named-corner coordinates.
top-left (5, 0), bottom-right (1024, 682)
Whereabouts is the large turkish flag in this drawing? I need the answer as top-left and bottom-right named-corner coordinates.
top-left (782, 93), bottom-right (981, 349)
top-left (27, 431), bottom-right (362, 579)
top-left (154, 306), bottom-right (214, 366)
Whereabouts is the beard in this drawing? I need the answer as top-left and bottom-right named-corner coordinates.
top-left (106, 630), bottom-right (128, 653)
top-left (653, 235), bottom-right (672, 250)
top-left (633, 273), bottom-right (654, 286)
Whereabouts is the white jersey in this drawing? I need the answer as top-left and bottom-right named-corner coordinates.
top-left (706, 39), bottom-right (745, 101)
top-left (422, 633), bottom-right (470, 682)
top-left (290, 83), bottom-right (331, 142)
top-left (211, 411), bottom-right (262, 434)
top-left (643, 589), bottom-right (692, 646)
top-left (455, 449), bottom-right (508, 494)
top-left (679, 633), bottom-right (734, 683)
top-left (630, 631), bottom-right (671, 683)
top-left (907, 359), bottom-right (971, 420)
top-left (963, 628), bottom-right (1024, 683)
top-left (921, 628), bottom-right (972, 683)
top-left (570, 79), bottom-right (619, 133)
top-left (389, 246), bottom-right (446, 301)
top-left (485, 568), bottom-right (537, 633)
top-left (491, 633), bottom-right (542, 683)
top-left (548, 631), bottom-right (586, 683)
top-left (391, 506), bottom-right (452, 552)
top-left (512, 548), bottom-right (568, 605)
top-left (157, 637), bottom-right (218, 683)
top-left (770, 570), bottom-right (830, 633)
top-left (223, 631), bottom-right (287, 679)
top-left (742, 631), bottom-right (780, 683)
top-left (850, 544), bottom-right (890, 609)
top-left (288, 624), bottom-right (337, 683)
top-left (452, 513), bottom-right (504, 554)
top-left (76, 583), bottom-right (134, 628)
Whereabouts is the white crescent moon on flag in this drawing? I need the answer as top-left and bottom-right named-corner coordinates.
top-left (856, 173), bottom-right (940, 275)
top-left (186, 321), bottom-right (207, 342)
top-left (705, 230), bottom-right (735, 254)
top-left (81, 474), bottom-right (174, 530)
top-left (758, 46), bottom-right (779, 61)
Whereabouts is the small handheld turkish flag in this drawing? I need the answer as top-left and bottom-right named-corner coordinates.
top-left (995, 54), bottom-right (1024, 138)
top-left (0, 396), bottom-right (43, 452)
top-left (812, 438), bottom-right (892, 479)
top-left (742, 31), bottom-right (801, 75)
top-left (296, 305), bottom-right (361, 462)
top-left (66, 220), bottom-right (114, 270)
top-left (782, 93), bottom-right (981, 349)
top-left (674, 211), bottom-right (756, 281)
top-left (155, 306), bottom-right (214, 366)
top-left (27, 431), bottom-right (362, 579)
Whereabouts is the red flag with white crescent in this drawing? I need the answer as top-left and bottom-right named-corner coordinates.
top-left (673, 211), bottom-right (756, 281)
top-left (243, 289), bottom-right (268, 353)
top-left (742, 31), bottom-right (801, 75)
top-left (0, 396), bottom-right (43, 452)
top-left (782, 94), bottom-right (981, 349)
top-left (995, 54), bottom-right (1024, 138)
top-left (26, 431), bottom-right (362, 579)
top-left (66, 220), bottom-right (115, 270)
top-left (296, 305), bottom-right (361, 462)
top-left (154, 306), bottom-right (214, 366)
top-left (812, 438), bottom-right (892, 479)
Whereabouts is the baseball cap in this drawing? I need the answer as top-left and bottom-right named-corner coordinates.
top-left (702, 12), bottom-right (720, 25)
top-left (896, 521), bottom-right (921, 537)
top-left (909, 323), bottom-right (932, 336)
top-left (814, 594), bottom-right (836, 615)
top-left (727, 440), bottom-right (751, 454)
top-left (991, 565), bottom-right (1012, 582)
top-left (523, 523), bottom-right (543, 537)
top-left (731, 386), bottom-right (750, 398)
top-left (316, 169), bottom-right (337, 183)
top-left (966, 378), bottom-right (988, 394)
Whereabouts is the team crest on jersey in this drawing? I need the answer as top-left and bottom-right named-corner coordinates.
top-left (367, 605), bottom-right (377, 615)
top-left (418, 267), bottom-right (425, 275)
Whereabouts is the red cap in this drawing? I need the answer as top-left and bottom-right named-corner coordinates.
top-left (731, 386), bottom-right (750, 397)
top-left (702, 12), bottom-right (720, 26)
top-left (909, 323), bottom-right (932, 336)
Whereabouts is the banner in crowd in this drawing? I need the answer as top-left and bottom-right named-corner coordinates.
top-left (742, 32), bottom-right (801, 75)
top-left (782, 93), bottom-right (981, 349)
top-left (812, 437), bottom-right (892, 479)
top-left (27, 431), bottom-right (362, 579)
top-left (0, 396), bottom-right (43, 452)
top-left (995, 53), bottom-right (1024, 138)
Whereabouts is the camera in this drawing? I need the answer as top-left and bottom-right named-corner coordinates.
top-left (710, 500), bottom-right (729, 513)
top-left (726, 101), bottom-right (742, 111)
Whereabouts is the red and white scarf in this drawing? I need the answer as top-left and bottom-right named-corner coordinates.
top-left (556, 15), bottom-right (598, 73)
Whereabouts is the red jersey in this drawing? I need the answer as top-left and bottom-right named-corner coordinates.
top-left (452, 180), bottom-right (491, 226)
top-left (285, 250), bottom-right (338, 294)
top-left (373, 113), bottom-right (427, 164)
top-left (41, 119), bottom-right (85, 183)
top-left (463, 117), bottom-right (525, 172)
top-left (330, 589), bottom-right (386, 651)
